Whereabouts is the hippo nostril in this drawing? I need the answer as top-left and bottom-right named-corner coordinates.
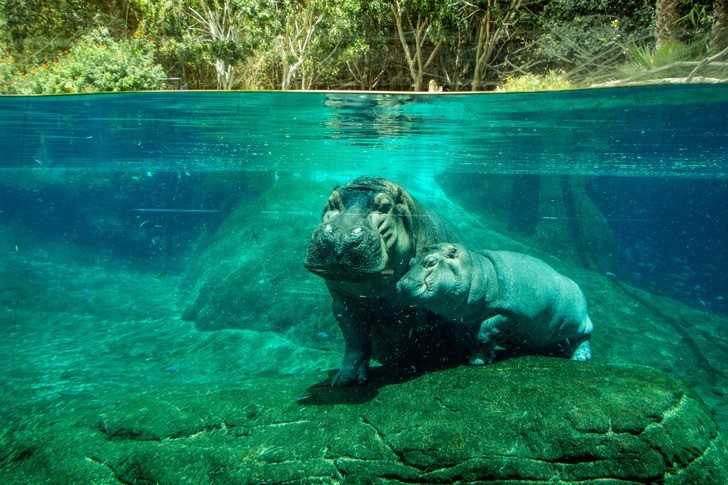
top-left (346, 227), bottom-right (367, 244)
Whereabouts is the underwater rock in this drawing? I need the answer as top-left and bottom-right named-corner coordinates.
top-left (438, 173), bottom-right (617, 274)
top-left (179, 178), bottom-right (340, 343)
top-left (1, 358), bottom-right (726, 483)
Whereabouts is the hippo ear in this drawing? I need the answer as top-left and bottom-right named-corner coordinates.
top-left (394, 188), bottom-right (415, 233)
top-left (391, 186), bottom-right (403, 203)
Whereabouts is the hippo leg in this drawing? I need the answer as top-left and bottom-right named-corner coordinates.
top-left (469, 314), bottom-right (511, 365)
top-left (569, 340), bottom-right (592, 361)
top-left (331, 298), bottom-right (372, 386)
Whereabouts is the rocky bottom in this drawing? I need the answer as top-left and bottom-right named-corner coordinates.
top-left (2, 357), bottom-right (725, 484)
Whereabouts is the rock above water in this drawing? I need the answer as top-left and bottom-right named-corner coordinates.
top-left (2, 357), bottom-right (725, 484)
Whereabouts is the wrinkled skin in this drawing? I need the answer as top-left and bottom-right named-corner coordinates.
top-left (305, 177), bottom-right (460, 385)
top-left (397, 243), bottom-right (594, 363)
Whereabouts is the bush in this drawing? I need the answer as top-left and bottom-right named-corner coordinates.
top-left (497, 70), bottom-right (575, 92)
top-left (613, 38), bottom-right (728, 82)
top-left (517, 0), bottom-right (655, 80)
top-left (624, 40), bottom-right (707, 70)
top-left (9, 27), bottom-right (166, 94)
top-left (0, 49), bottom-right (17, 92)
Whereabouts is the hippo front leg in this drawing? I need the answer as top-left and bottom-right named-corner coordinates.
top-left (469, 314), bottom-right (512, 365)
top-left (331, 298), bottom-right (372, 386)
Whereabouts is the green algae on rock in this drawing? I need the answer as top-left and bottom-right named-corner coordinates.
top-left (2, 357), bottom-right (725, 484)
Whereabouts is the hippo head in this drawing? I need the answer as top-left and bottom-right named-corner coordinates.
top-left (396, 243), bottom-right (472, 315)
top-left (305, 177), bottom-right (416, 286)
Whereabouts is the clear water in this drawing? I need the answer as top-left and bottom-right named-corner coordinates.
top-left (1, 85), bottom-right (727, 480)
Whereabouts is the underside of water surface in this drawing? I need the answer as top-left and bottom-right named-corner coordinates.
top-left (1, 85), bottom-right (728, 483)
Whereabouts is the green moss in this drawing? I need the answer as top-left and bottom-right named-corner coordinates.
top-left (2, 359), bottom-right (726, 483)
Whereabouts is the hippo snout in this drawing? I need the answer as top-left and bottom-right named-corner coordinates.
top-left (305, 223), bottom-right (387, 278)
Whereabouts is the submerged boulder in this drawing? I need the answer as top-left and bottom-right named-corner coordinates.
top-left (437, 173), bottom-right (617, 273)
top-left (2, 358), bottom-right (726, 483)
top-left (178, 177), bottom-right (340, 350)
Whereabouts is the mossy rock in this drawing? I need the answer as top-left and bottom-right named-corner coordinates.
top-left (2, 358), bottom-right (725, 483)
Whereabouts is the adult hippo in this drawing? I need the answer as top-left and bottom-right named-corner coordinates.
top-left (304, 177), bottom-right (462, 385)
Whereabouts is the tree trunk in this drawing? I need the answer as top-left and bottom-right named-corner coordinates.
top-left (713, 0), bottom-right (728, 50)
top-left (390, 1), bottom-right (439, 91)
top-left (655, 0), bottom-right (682, 48)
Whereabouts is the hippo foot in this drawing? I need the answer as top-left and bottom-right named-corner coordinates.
top-left (468, 344), bottom-right (497, 366)
top-left (570, 340), bottom-right (592, 362)
top-left (332, 363), bottom-right (369, 386)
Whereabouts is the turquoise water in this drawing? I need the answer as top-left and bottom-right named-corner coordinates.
top-left (1, 85), bottom-right (728, 482)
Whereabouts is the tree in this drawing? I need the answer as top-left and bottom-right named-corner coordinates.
top-left (277, 1), bottom-right (323, 90)
top-left (390, 0), bottom-right (447, 91)
top-left (713, 0), bottom-right (728, 50)
top-left (189, 0), bottom-right (247, 90)
top-left (459, 0), bottom-right (533, 91)
top-left (271, 0), bottom-right (359, 90)
top-left (655, 0), bottom-right (682, 48)
top-left (340, 2), bottom-right (393, 90)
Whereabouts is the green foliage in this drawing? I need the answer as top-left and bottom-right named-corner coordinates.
top-left (531, 0), bottom-right (654, 71)
top-left (612, 38), bottom-right (728, 82)
top-left (8, 28), bottom-right (166, 94)
top-left (0, 46), bottom-right (17, 93)
top-left (497, 70), bottom-right (575, 92)
top-left (625, 40), bottom-right (707, 70)
top-left (1, 0), bottom-right (98, 62)
top-left (0, 0), bottom-right (723, 93)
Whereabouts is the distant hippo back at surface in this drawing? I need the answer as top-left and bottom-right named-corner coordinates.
top-left (397, 243), bottom-right (594, 363)
top-left (304, 177), bottom-right (463, 385)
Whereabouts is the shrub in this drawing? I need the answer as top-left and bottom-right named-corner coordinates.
top-left (514, 0), bottom-right (655, 83)
top-left (624, 40), bottom-right (707, 70)
top-left (498, 70), bottom-right (575, 92)
top-left (0, 45), bottom-right (16, 92)
top-left (11, 27), bottom-right (166, 94)
top-left (614, 39), bottom-right (723, 81)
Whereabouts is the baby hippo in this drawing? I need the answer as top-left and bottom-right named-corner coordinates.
top-left (396, 243), bottom-right (593, 363)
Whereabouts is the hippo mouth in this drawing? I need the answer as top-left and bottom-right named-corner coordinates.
top-left (417, 269), bottom-right (435, 296)
top-left (304, 225), bottom-right (391, 282)
top-left (397, 268), bottom-right (435, 299)
top-left (304, 264), bottom-right (394, 281)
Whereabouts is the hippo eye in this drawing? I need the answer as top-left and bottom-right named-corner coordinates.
top-left (423, 255), bottom-right (438, 268)
top-left (445, 247), bottom-right (458, 258)
top-left (374, 193), bottom-right (393, 213)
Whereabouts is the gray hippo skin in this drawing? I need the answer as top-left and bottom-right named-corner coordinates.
top-left (304, 177), bottom-right (461, 386)
top-left (397, 243), bottom-right (594, 363)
